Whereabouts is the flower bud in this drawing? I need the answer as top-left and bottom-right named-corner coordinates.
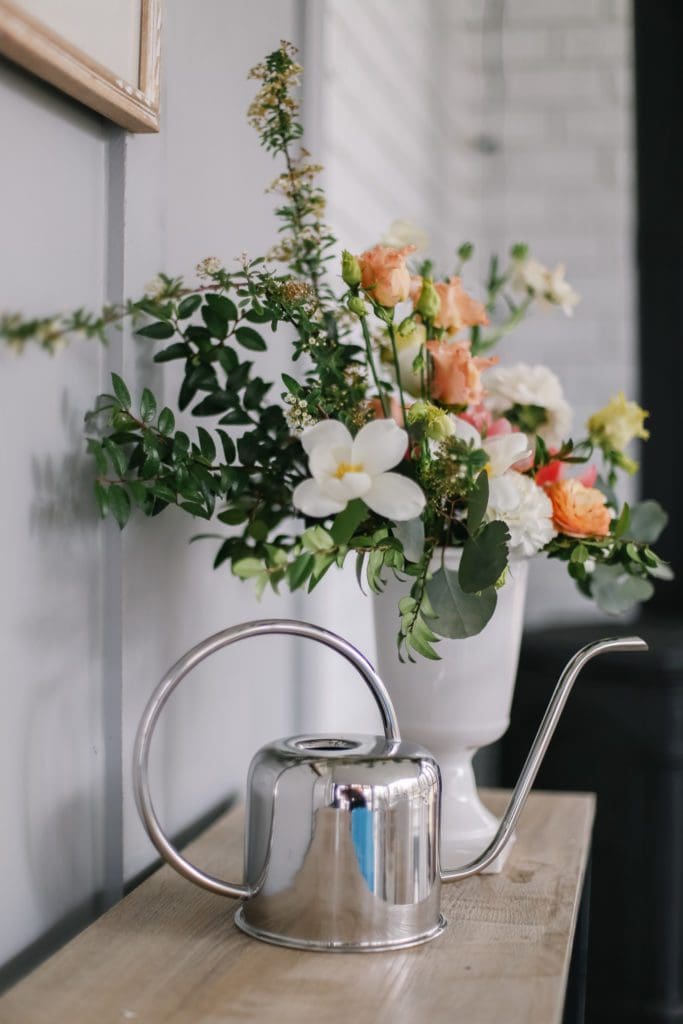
top-left (415, 278), bottom-right (441, 321)
top-left (397, 316), bottom-right (417, 339)
top-left (347, 295), bottom-right (368, 317)
top-left (341, 250), bottom-right (362, 288)
top-left (457, 242), bottom-right (474, 262)
top-left (510, 242), bottom-right (529, 261)
top-left (406, 399), bottom-right (455, 441)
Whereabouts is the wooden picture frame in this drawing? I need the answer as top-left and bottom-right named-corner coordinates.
top-left (0, 0), bottom-right (161, 132)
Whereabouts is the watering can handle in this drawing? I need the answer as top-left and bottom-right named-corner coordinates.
top-left (132, 618), bottom-right (400, 899)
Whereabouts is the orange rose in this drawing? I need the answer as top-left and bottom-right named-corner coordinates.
top-left (427, 341), bottom-right (497, 407)
top-left (546, 479), bottom-right (611, 538)
top-left (358, 244), bottom-right (414, 307)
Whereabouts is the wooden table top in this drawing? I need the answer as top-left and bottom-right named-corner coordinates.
top-left (0, 789), bottom-right (595, 1024)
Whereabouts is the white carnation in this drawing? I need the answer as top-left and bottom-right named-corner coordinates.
top-left (487, 472), bottom-right (556, 557)
top-left (510, 257), bottom-right (579, 316)
top-left (483, 363), bottom-right (572, 447)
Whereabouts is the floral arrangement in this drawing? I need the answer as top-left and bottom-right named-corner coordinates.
top-left (2, 43), bottom-right (669, 660)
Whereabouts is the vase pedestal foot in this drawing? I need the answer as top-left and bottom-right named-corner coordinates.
top-left (439, 752), bottom-right (515, 875)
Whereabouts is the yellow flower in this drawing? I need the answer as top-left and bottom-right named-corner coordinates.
top-left (587, 392), bottom-right (650, 452)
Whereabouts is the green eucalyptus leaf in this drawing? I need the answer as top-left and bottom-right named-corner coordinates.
top-left (459, 521), bottom-right (509, 594)
top-left (590, 563), bottom-right (654, 615)
top-left (624, 500), bottom-right (669, 544)
top-left (426, 567), bottom-right (497, 639)
top-left (467, 471), bottom-right (489, 536)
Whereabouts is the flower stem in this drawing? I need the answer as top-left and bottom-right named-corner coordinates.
top-left (388, 321), bottom-right (409, 427)
top-left (360, 315), bottom-right (390, 417)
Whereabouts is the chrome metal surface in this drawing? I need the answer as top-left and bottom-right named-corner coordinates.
top-left (440, 635), bottom-right (649, 882)
top-left (132, 619), bottom-right (400, 900)
top-left (239, 733), bottom-right (441, 949)
top-left (233, 907), bottom-right (447, 952)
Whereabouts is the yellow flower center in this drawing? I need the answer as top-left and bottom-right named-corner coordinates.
top-left (334, 461), bottom-right (363, 479)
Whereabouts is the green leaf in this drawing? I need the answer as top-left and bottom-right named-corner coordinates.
top-left (179, 500), bottom-right (210, 519)
top-left (140, 387), bottom-right (157, 423)
top-left (111, 372), bottom-right (131, 409)
top-left (216, 429), bottom-right (236, 464)
top-left (232, 557), bottom-right (264, 579)
top-left (93, 481), bottom-right (108, 518)
top-left (108, 485), bottom-right (131, 529)
top-left (301, 526), bottom-right (335, 554)
top-left (288, 553), bottom-right (315, 590)
top-left (392, 517), bottom-right (425, 563)
top-left (459, 521), bottom-right (510, 593)
top-left (177, 294), bottom-right (202, 319)
top-left (87, 439), bottom-right (107, 475)
top-left (366, 549), bottom-right (386, 593)
top-left (281, 372), bottom-right (301, 396)
top-left (235, 326), bottom-right (267, 351)
top-left (136, 321), bottom-right (175, 340)
top-left (330, 499), bottom-right (367, 546)
top-left (103, 438), bottom-right (128, 477)
top-left (196, 426), bottom-right (216, 462)
top-left (590, 564), bottom-right (655, 615)
top-left (201, 305), bottom-right (228, 340)
top-left (467, 471), bottom-right (489, 536)
top-left (158, 407), bottom-right (175, 435)
top-left (206, 293), bottom-right (238, 321)
top-left (624, 500), bottom-right (668, 544)
top-left (426, 567), bottom-right (497, 639)
top-left (612, 502), bottom-right (630, 539)
top-left (218, 507), bottom-right (246, 525)
top-left (154, 342), bottom-right (191, 363)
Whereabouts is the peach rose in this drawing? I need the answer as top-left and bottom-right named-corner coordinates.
top-left (427, 341), bottom-right (497, 407)
top-left (435, 277), bottom-right (489, 334)
top-left (546, 479), bottom-right (611, 538)
top-left (358, 244), bottom-right (414, 307)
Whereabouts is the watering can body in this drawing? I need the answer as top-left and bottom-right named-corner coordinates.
top-left (133, 619), bottom-right (647, 952)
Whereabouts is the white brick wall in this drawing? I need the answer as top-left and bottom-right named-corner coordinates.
top-left (304, 0), bottom-right (636, 689)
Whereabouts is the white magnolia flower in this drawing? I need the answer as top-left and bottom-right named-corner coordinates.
top-left (510, 257), bottom-right (579, 316)
top-left (487, 472), bottom-right (557, 557)
top-left (292, 419), bottom-right (425, 521)
top-left (483, 363), bottom-right (572, 448)
top-left (381, 219), bottom-right (429, 254)
top-left (450, 417), bottom-right (532, 476)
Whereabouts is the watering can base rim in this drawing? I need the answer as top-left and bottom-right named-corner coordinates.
top-left (234, 907), bottom-right (447, 952)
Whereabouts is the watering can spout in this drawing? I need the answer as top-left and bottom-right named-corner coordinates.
top-left (440, 635), bottom-right (649, 883)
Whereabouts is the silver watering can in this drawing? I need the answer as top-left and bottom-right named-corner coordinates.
top-left (133, 620), bottom-right (647, 952)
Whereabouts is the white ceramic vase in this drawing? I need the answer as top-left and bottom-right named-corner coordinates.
top-left (372, 551), bottom-right (529, 872)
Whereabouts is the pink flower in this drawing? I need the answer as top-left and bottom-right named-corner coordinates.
top-left (358, 244), bottom-right (414, 307)
top-left (410, 275), bottom-right (489, 335)
top-left (427, 341), bottom-right (497, 407)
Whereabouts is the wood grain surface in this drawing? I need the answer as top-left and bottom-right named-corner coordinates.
top-left (0, 789), bottom-right (595, 1024)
